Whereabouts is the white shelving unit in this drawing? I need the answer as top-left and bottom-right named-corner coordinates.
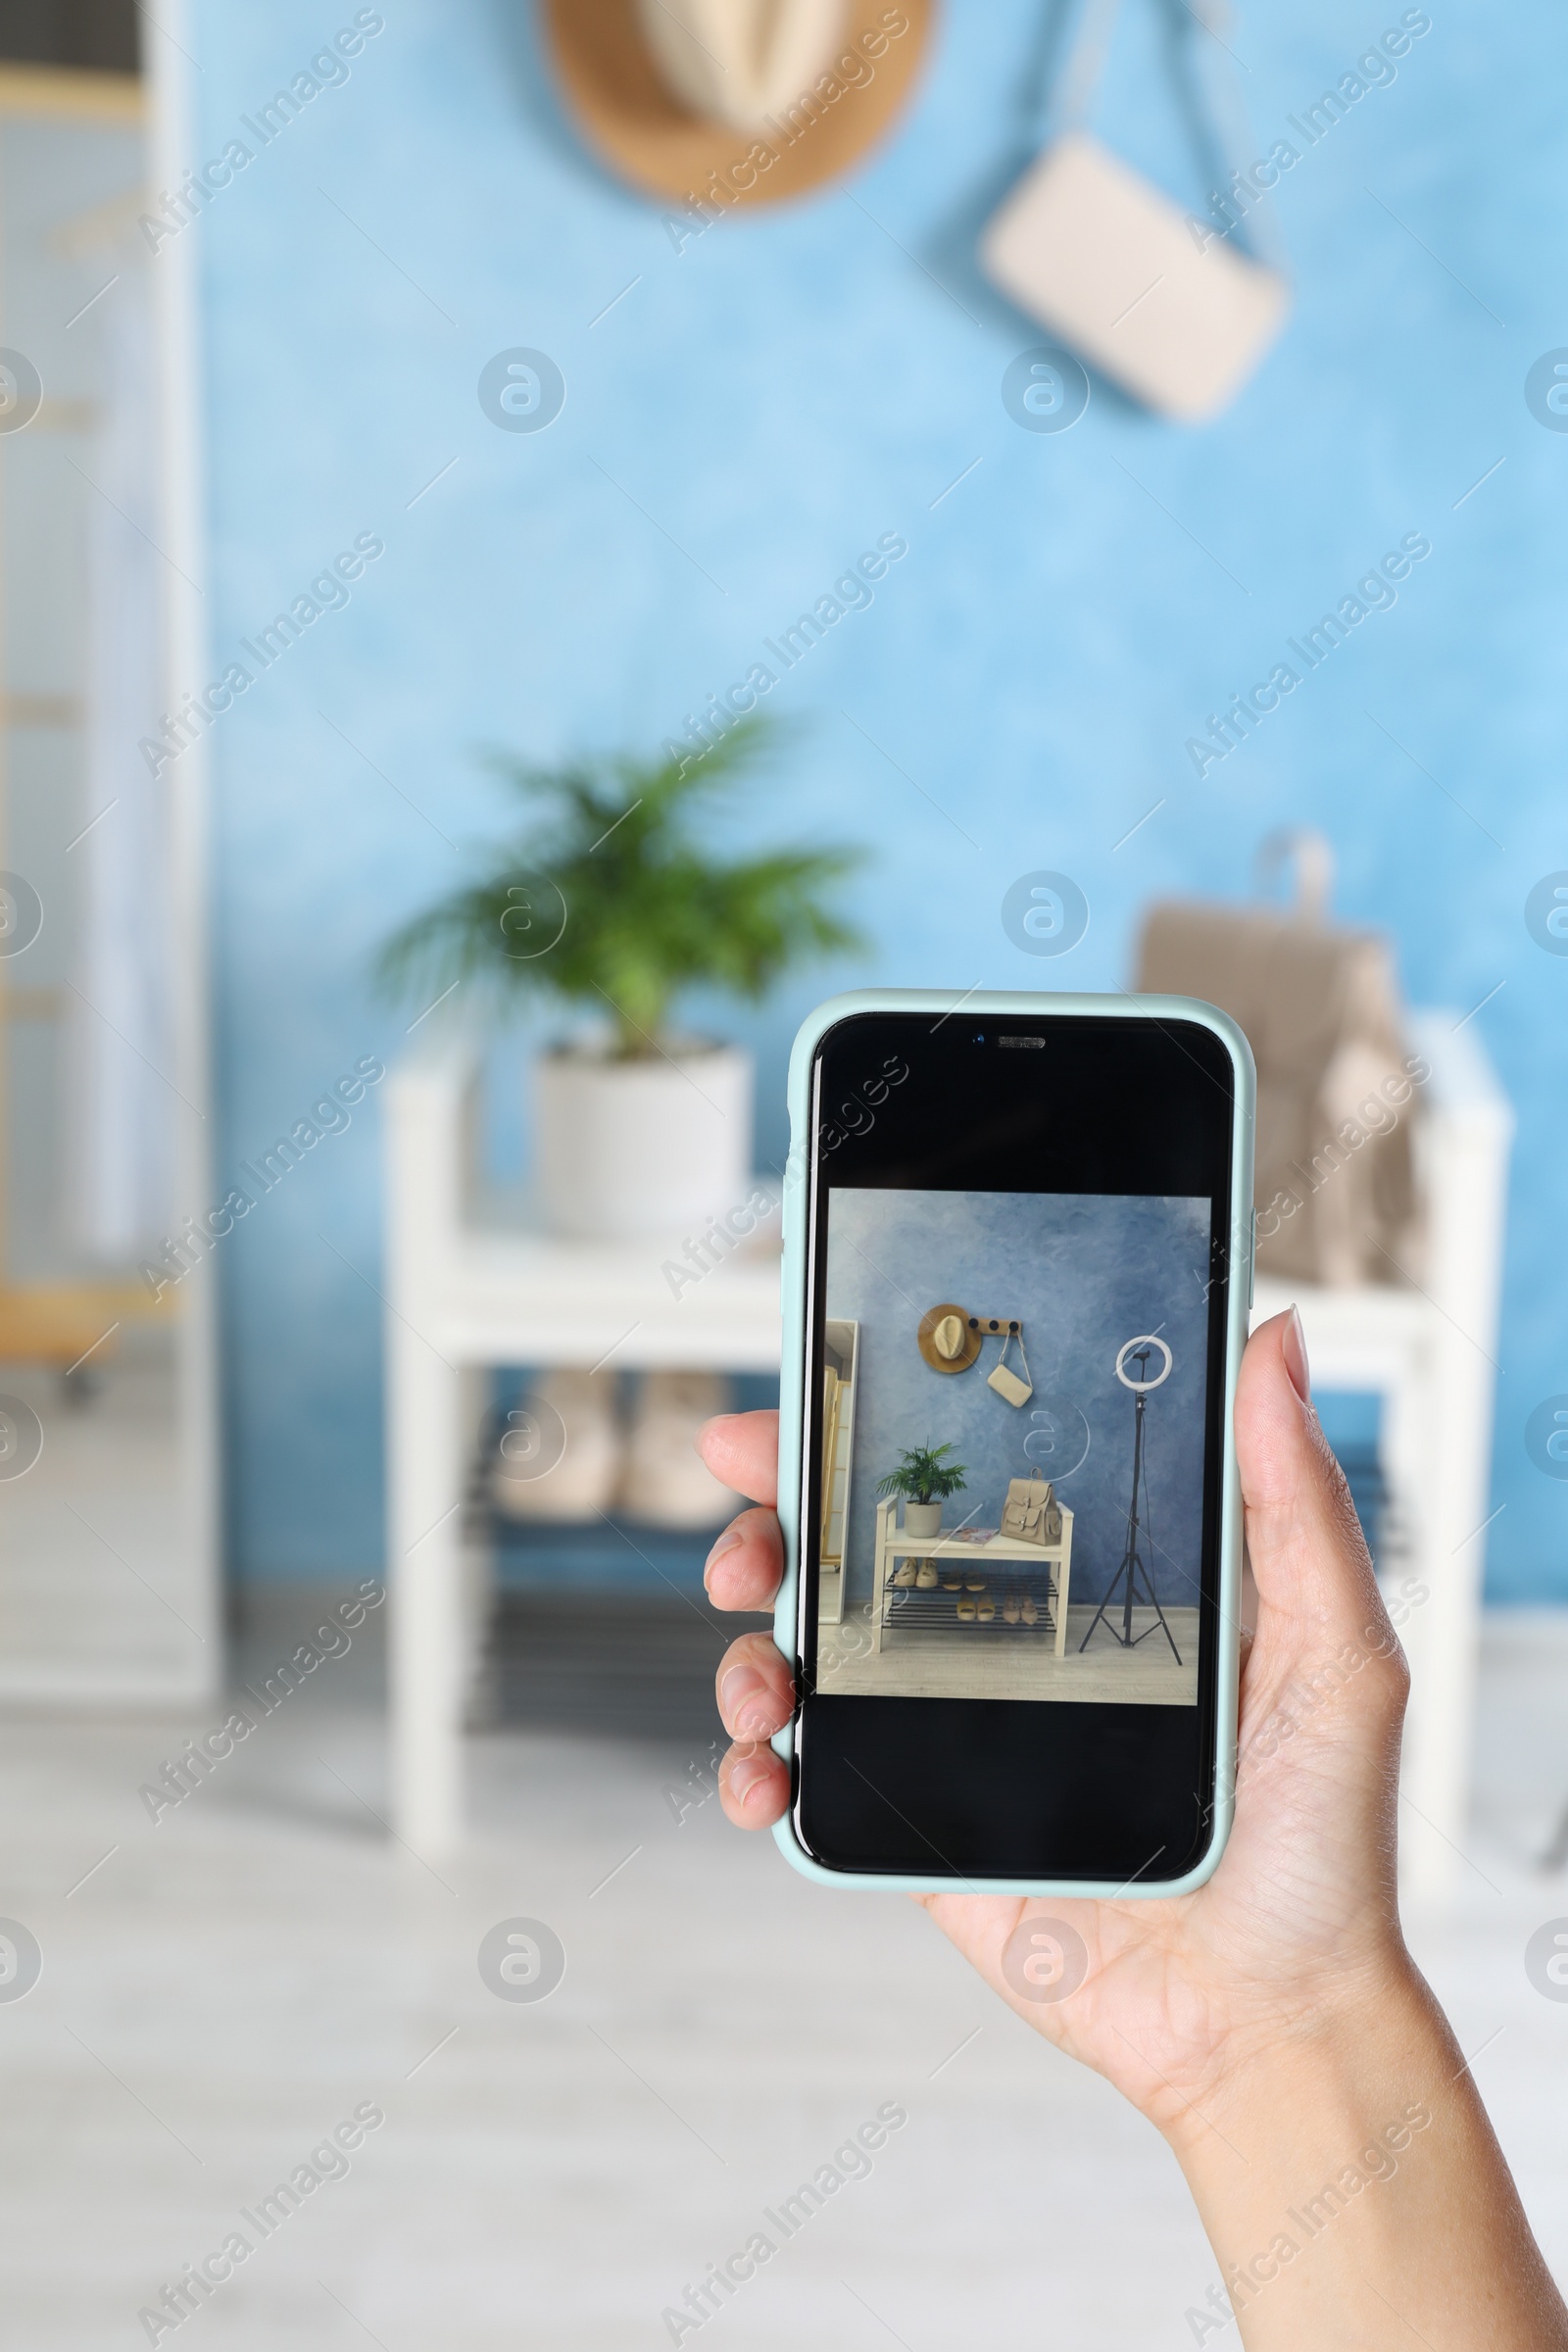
top-left (1250, 1010), bottom-right (1512, 1902)
top-left (872, 1496), bottom-right (1075, 1656)
top-left (384, 1042), bottom-right (782, 1851)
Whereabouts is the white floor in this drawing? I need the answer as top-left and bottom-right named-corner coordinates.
top-left (0, 1332), bottom-right (209, 1705)
top-left (0, 1601), bottom-right (1565, 2349)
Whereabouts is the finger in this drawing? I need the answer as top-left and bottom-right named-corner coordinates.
top-left (1235, 1308), bottom-right (1393, 1656)
top-left (718, 1740), bottom-right (790, 1830)
top-left (704, 1505), bottom-right (784, 1611)
top-left (697, 1409), bottom-right (778, 1508)
top-left (715, 1629), bottom-right (796, 1741)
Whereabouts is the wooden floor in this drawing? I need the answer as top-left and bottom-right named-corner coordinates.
top-left (817, 1606), bottom-right (1200, 1704)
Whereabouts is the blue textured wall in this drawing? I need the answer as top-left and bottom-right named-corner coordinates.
top-left (191, 0), bottom-right (1568, 1593)
top-left (825, 1191), bottom-right (1210, 1607)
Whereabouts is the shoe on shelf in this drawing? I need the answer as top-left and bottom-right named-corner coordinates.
top-left (941, 1574), bottom-right (963, 1591)
top-left (1021, 1596), bottom-right (1039, 1626)
top-left (1003, 1596), bottom-right (1021, 1625)
top-left (493, 1367), bottom-right (620, 1522)
top-left (956, 1599), bottom-right (977, 1622)
top-left (976, 1598), bottom-right (996, 1622)
top-left (915, 1561), bottom-right (939, 1590)
top-left (618, 1369), bottom-right (743, 1528)
top-left (893, 1562), bottom-right (918, 1589)
top-left (965, 1576), bottom-right (986, 1593)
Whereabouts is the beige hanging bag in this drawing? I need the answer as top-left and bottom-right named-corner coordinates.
top-left (988, 1326), bottom-right (1034, 1407)
top-left (980, 0), bottom-right (1288, 422)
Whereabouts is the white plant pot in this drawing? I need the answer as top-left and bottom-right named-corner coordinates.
top-left (903, 1500), bottom-right (943, 1540)
top-left (533, 1042), bottom-right (753, 1241)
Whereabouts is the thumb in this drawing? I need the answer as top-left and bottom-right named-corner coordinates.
top-left (1235, 1307), bottom-right (1392, 1659)
top-left (1229, 1311), bottom-right (1410, 1958)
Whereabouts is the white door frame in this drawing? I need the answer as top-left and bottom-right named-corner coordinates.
top-left (149, 0), bottom-right (222, 1698)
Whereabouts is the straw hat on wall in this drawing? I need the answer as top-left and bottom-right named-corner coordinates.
top-left (542, 0), bottom-right (932, 210)
top-left (917, 1302), bottom-right (982, 1374)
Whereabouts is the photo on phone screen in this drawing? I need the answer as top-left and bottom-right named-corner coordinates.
top-left (813, 1188), bottom-right (1210, 1707)
top-left (789, 1004), bottom-right (1246, 1886)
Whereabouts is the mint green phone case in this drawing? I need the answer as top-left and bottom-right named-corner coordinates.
top-left (769, 988), bottom-right (1255, 1898)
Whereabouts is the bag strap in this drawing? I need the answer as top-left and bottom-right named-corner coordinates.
top-left (1254, 826), bottom-right (1335, 920)
top-left (1054, 0), bottom-right (1122, 135)
top-left (1027, 0), bottom-right (1285, 270)
top-left (1174, 0), bottom-right (1288, 269)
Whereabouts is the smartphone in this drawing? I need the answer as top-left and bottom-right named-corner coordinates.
top-left (771, 990), bottom-right (1254, 1896)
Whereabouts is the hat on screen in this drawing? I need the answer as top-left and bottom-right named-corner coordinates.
top-left (917, 1303), bottom-right (982, 1374)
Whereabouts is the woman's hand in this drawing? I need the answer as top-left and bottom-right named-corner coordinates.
top-left (697, 1310), bottom-right (1415, 2133)
top-left (699, 1310), bottom-right (1568, 2347)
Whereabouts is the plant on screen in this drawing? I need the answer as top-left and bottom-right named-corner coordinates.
top-left (876, 1443), bottom-right (969, 1505)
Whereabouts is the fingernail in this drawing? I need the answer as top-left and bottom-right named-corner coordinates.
top-left (703, 1525), bottom-right (742, 1592)
top-left (1283, 1304), bottom-right (1311, 1403)
top-left (718, 1661), bottom-right (766, 1727)
top-left (727, 1748), bottom-right (773, 1804)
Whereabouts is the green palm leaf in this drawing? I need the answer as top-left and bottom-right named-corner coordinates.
top-left (375, 718), bottom-right (867, 1054)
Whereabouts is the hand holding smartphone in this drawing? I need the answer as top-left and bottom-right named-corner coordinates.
top-left (695, 992), bottom-right (1566, 2347)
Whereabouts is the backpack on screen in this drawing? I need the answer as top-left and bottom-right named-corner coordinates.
top-left (1001, 1474), bottom-right (1060, 1546)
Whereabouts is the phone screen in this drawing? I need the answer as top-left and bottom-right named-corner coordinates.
top-left (792, 1007), bottom-right (1239, 1885)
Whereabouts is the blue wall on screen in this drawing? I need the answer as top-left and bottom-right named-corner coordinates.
top-left (825, 1190), bottom-right (1210, 1608)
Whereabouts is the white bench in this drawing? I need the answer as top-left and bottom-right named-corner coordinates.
top-left (872, 1496), bottom-right (1075, 1658)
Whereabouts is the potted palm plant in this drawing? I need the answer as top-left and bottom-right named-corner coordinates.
top-left (876, 1443), bottom-right (967, 1540)
top-left (376, 719), bottom-right (864, 1238)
